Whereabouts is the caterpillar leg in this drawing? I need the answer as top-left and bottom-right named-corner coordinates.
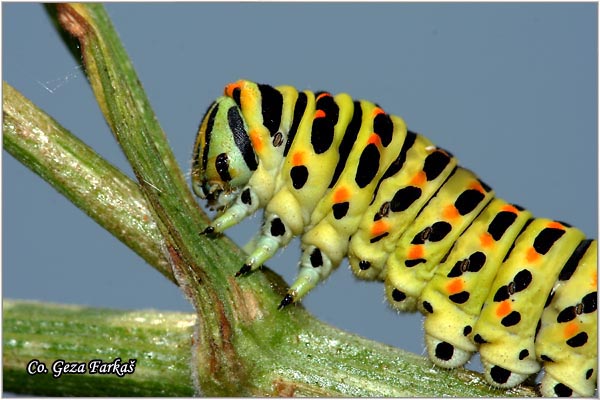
top-left (279, 245), bottom-right (336, 308)
top-left (202, 186), bottom-right (261, 234)
top-left (540, 373), bottom-right (596, 398)
top-left (237, 212), bottom-right (295, 275)
top-left (280, 215), bottom-right (350, 307)
top-left (424, 336), bottom-right (474, 369)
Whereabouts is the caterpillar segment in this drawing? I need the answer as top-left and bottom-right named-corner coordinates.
top-left (536, 239), bottom-right (597, 397)
top-left (244, 90), bottom-right (359, 282)
top-left (287, 104), bottom-right (410, 303)
top-left (192, 80), bottom-right (597, 396)
top-left (472, 219), bottom-right (586, 389)
top-left (384, 166), bottom-right (494, 312)
top-left (347, 136), bottom-right (458, 281)
top-left (419, 198), bottom-right (533, 369)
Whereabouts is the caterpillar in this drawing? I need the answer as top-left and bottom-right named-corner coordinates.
top-left (191, 80), bottom-right (597, 397)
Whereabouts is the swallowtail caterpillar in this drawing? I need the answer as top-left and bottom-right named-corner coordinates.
top-left (191, 80), bottom-right (597, 397)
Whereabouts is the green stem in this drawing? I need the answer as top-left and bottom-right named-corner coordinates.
top-left (2, 82), bottom-right (173, 283)
top-left (55, 4), bottom-right (251, 393)
top-left (3, 300), bottom-right (534, 397)
top-left (3, 300), bottom-right (195, 396)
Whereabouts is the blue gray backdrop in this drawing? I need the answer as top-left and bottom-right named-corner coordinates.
top-left (4, 2), bottom-right (597, 376)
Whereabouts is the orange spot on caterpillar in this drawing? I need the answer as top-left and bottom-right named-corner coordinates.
top-left (526, 247), bottom-right (540, 263)
top-left (408, 245), bottom-right (424, 260)
top-left (469, 181), bottom-right (486, 194)
top-left (480, 232), bottom-right (494, 248)
top-left (443, 205), bottom-right (459, 220)
top-left (410, 171), bottom-right (426, 186)
top-left (316, 92), bottom-right (331, 101)
top-left (367, 133), bottom-right (381, 146)
top-left (496, 300), bottom-right (512, 318)
top-left (592, 271), bottom-right (597, 289)
top-left (563, 322), bottom-right (579, 339)
top-left (224, 81), bottom-right (242, 97)
top-left (446, 278), bottom-right (464, 295)
top-left (225, 81), bottom-right (257, 110)
top-left (292, 152), bottom-right (304, 166)
top-left (501, 204), bottom-right (520, 214)
top-left (548, 221), bottom-right (565, 230)
top-left (333, 187), bottom-right (350, 203)
top-left (371, 220), bottom-right (389, 237)
top-left (249, 129), bottom-right (263, 153)
top-left (314, 109), bottom-right (326, 119)
top-left (373, 107), bottom-right (385, 116)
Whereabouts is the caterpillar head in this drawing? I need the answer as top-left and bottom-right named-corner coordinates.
top-left (191, 96), bottom-right (258, 210)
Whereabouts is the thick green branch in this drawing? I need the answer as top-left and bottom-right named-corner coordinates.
top-left (2, 82), bottom-right (173, 283)
top-left (54, 4), bottom-right (254, 393)
top-left (3, 300), bottom-right (194, 396)
top-left (3, 300), bottom-right (534, 397)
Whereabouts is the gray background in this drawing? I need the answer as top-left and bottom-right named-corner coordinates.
top-left (4, 2), bottom-right (597, 379)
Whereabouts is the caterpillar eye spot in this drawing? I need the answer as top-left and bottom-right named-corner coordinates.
top-left (459, 258), bottom-right (470, 273)
top-left (420, 226), bottom-right (432, 242)
top-left (273, 131), bottom-right (284, 147)
top-left (378, 201), bottom-right (390, 218)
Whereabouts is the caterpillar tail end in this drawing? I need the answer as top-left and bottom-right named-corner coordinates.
top-left (278, 293), bottom-right (295, 310)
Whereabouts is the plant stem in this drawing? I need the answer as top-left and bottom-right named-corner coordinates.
top-left (55, 4), bottom-right (253, 393)
top-left (2, 82), bottom-right (173, 283)
top-left (3, 300), bottom-right (195, 396)
top-left (3, 299), bottom-right (534, 397)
